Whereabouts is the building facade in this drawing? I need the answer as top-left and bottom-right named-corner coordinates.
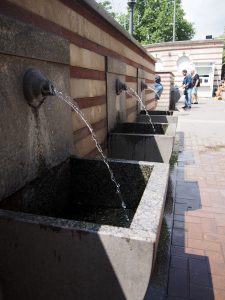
top-left (145, 39), bottom-right (224, 98)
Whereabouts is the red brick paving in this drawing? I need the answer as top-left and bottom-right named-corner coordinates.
top-left (167, 99), bottom-right (225, 299)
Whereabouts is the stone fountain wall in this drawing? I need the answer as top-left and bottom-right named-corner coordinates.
top-left (0, 4), bottom-right (170, 299)
top-left (156, 72), bottom-right (175, 110)
top-left (0, 0), bottom-right (156, 158)
top-left (0, 14), bottom-right (72, 201)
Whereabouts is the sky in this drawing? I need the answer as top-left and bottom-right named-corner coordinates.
top-left (100, 0), bottom-right (225, 40)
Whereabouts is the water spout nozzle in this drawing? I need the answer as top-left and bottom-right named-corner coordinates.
top-left (23, 68), bottom-right (55, 108)
top-left (41, 80), bottom-right (55, 97)
top-left (141, 81), bottom-right (148, 92)
top-left (116, 79), bottom-right (127, 95)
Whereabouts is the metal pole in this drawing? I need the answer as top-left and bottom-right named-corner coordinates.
top-left (129, 7), bottom-right (133, 35)
top-left (172, 0), bottom-right (176, 42)
top-left (127, 1), bottom-right (136, 36)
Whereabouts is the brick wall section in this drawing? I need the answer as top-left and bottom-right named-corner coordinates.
top-left (1, 0), bottom-right (155, 157)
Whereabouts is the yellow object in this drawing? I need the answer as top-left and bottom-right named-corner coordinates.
top-left (212, 97), bottom-right (222, 100)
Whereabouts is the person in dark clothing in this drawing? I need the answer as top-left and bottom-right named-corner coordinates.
top-left (182, 69), bottom-right (192, 109)
top-left (191, 69), bottom-right (200, 104)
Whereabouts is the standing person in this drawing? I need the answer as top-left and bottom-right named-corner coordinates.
top-left (182, 69), bottom-right (192, 110)
top-left (155, 75), bottom-right (163, 99)
top-left (214, 78), bottom-right (225, 98)
top-left (153, 75), bottom-right (163, 109)
top-left (191, 69), bottom-right (200, 104)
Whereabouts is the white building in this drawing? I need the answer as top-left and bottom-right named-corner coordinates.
top-left (145, 39), bottom-right (224, 98)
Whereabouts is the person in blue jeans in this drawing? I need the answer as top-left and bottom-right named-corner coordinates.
top-left (182, 69), bottom-right (192, 109)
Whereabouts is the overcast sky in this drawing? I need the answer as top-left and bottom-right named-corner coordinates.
top-left (105, 0), bottom-right (225, 40)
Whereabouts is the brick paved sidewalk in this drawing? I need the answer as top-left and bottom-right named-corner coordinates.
top-left (167, 98), bottom-right (225, 300)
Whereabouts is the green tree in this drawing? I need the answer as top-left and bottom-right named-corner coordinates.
top-left (97, 0), bottom-right (117, 18)
top-left (119, 0), bottom-right (195, 44)
top-left (97, 1), bottom-right (129, 30)
top-left (117, 13), bottom-right (129, 31)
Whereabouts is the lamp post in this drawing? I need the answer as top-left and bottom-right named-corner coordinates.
top-left (172, 0), bottom-right (176, 42)
top-left (127, 0), bottom-right (136, 36)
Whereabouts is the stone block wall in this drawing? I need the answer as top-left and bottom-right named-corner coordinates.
top-left (0, 13), bottom-right (72, 201)
top-left (0, 0), bottom-right (155, 158)
top-left (156, 72), bottom-right (175, 110)
top-left (138, 68), bottom-right (156, 111)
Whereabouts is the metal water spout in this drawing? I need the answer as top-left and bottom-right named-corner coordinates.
top-left (23, 68), bottom-right (55, 108)
top-left (141, 81), bottom-right (148, 92)
top-left (116, 79), bottom-right (127, 95)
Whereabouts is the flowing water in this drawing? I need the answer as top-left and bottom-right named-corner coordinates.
top-left (145, 85), bottom-right (160, 99)
top-left (125, 86), bottom-right (156, 133)
top-left (55, 89), bottom-right (129, 220)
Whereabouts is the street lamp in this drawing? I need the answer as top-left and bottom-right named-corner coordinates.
top-left (127, 0), bottom-right (136, 36)
top-left (172, 0), bottom-right (176, 42)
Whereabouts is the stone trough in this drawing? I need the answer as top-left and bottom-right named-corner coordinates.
top-left (137, 113), bottom-right (178, 124)
top-left (109, 122), bottom-right (176, 163)
top-left (140, 110), bottom-right (174, 115)
top-left (137, 109), bottom-right (178, 125)
top-left (0, 156), bottom-right (169, 300)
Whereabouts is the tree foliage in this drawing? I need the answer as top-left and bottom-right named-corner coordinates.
top-left (97, 0), bottom-right (117, 18)
top-left (98, 0), bottom-right (195, 44)
top-left (133, 0), bottom-right (195, 44)
top-left (117, 13), bottom-right (130, 31)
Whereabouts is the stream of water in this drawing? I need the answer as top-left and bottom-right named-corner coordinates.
top-left (145, 85), bottom-right (160, 99)
top-left (54, 89), bottom-right (129, 220)
top-left (125, 86), bottom-right (156, 133)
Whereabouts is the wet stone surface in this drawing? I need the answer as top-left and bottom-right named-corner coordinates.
top-left (140, 110), bottom-right (174, 116)
top-left (0, 157), bottom-right (152, 227)
top-left (0, 159), bottom-right (71, 217)
top-left (71, 158), bottom-right (152, 209)
top-left (66, 207), bottom-right (135, 228)
top-left (145, 164), bottom-right (177, 300)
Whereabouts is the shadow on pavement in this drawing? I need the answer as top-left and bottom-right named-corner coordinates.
top-left (145, 130), bottom-right (216, 300)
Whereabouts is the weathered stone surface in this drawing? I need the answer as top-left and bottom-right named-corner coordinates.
top-left (107, 73), bottom-right (126, 131)
top-left (0, 54), bottom-right (72, 200)
top-left (0, 14), bottom-right (70, 64)
top-left (107, 56), bottom-right (137, 76)
top-left (0, 14), bottom-right (72, 201)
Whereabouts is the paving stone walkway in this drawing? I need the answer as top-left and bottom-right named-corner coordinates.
top-left (167, 98), bottom-right (225, 300)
